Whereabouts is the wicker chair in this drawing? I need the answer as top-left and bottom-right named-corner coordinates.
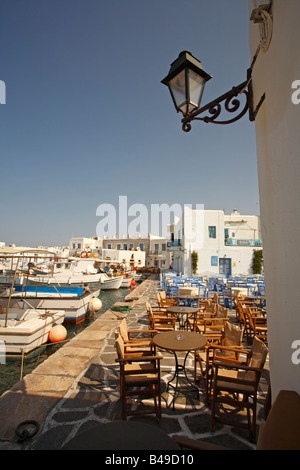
top-left (194, 321), bottom-right (244, 400)
top-left (210, 336), bottom-right (269, 441)
top-left (146, 302), bottom-right (176, 331)
top-left (116, 318), bottom-right (157, 356)
top-left (115, 334), bottom-right (162, 422)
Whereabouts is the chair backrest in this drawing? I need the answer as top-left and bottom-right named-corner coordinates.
top-left (223, 322), bottom-right (244, 348)
top-left (204, 299), bottom-right (215, 313)
top-left (244, 336), bottom-right (269, 382)
top-left (160, 291), bottom-right (166, 300)
top-left (145, 302), bottom-right (153, 320)
top-left (115, 334), bottom-right (125, 359)
top-left (216, 304), bottom-right (228, 318)
top-left (119, 318), bottom-right (129, 342)
top-left (249, 336), bottom-right (268, 369)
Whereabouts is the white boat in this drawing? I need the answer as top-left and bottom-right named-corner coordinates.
top-left (27, 258), bottom-right (123, 289)
top-left (0, 306), bottom-right (66, 356)
top-left (0, 285), bottom-right (101, 324)
top-left (99, 273), bottom-right (123, 290)
top-left (121, 277), bottom-right (132, 288)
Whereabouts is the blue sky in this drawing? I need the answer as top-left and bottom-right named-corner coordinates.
top-left (0, 0), bottom-right (259, 246)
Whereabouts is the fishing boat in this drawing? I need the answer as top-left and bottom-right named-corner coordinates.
top-left (0, 304), bottom-right (66, 356)
top-left (99, 272), bottom-right (123, 289)
top-left (0, 285), bottom-right (102, 324)
top-left (27, 258), bottom-right (123, 289)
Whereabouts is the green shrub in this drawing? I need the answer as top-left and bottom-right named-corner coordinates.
top-left (252, 249), bottom-right (263, 274)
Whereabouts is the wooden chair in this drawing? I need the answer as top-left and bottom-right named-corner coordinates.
top-left (115, 334), bottom-right (162, 422)
top-left (245, 307), bottom-right (268, 343)
top-left (210, 336), bottom-right (269, 442)
top-left (196, 305), bottom-right (228, 339)
top-left (194, 322), bottom-right (244, 399)
top-left (236, 299), bottom-right (252, 341)
top-left (117, 318), bottom-right (157, 356)
top-left (146, 302), bottom-right (176, 332)
top-left (156, 291), bottom-right (177, 309)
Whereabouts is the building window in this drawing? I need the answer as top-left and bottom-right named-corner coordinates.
top-left (208, 226), bottom-right (216, 238)
top-left (162, 244), bottom-right (166, 251)
top-left (123, 244), bottom-right (127, 250)
top-left (211, 256), bottom-right (218, 266)
top-left (117, 244), bottom-right (121, 250)
top-left (107, 243), bottom-right (112, 249)
top-left (139, 243), bottom-right (144, 251)
top-left (129, 243), bottom-right (134, 250)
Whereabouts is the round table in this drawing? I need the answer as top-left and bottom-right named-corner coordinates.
top-left (166, 306), bottom-right (200, 330)
top-left (153, 331), bottom-right (207, 409)
top-left (61, 420), bottom-right (180, 450)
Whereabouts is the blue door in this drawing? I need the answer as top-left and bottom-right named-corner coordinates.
top-left (219, 258), bottom-right (232, 277)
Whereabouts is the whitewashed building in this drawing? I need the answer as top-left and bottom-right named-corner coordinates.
top-left (170, 208), bottom-right (262, 276)
top-left (69, 234), bottom-right (171, 269)
top-left (69, 237), bottom-right (102, 257)
top-left (102, 234), bottom-right (171, 270)
top-left (248, 0), bottom-right (300, 397)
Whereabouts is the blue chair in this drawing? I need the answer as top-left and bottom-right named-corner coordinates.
top-left (222, 287), bottom-right (234, 310)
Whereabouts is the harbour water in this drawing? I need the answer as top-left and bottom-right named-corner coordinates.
top-left (0, 287), bottom-right (131, 397)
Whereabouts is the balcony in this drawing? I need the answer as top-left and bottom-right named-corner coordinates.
top-left (225, 238), bottom-right (263, 247)
top-left (167, 240), bottom-right (181, 248)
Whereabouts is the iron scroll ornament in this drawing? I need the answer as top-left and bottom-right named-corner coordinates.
top-left (180, 62), bottom-right (266, 132)
top-left (181, 80), bottom-right (250, 132)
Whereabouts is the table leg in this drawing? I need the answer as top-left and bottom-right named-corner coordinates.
top-left (165, 350), bottom-right (199, 410)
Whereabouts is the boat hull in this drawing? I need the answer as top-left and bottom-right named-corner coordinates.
top-left (0, 308), bottom-right (65, 356)
top-left (27, 274), bottom-right (102, 288)
top-left (0, 286), bottom-right (101, 324)
top-left (100, 276), bottom-right (123, 290)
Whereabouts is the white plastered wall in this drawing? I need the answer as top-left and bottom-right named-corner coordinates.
top-left (248, 0), bottom-right (300, 399)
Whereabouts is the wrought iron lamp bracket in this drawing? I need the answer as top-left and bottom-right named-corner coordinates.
top-left (181, 66), bottom-right (265, 132)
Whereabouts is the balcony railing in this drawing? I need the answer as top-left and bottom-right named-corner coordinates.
top-left (225, 238), bottom-right (262, 247)
top-left (167, 240), bottom-right (181, 248)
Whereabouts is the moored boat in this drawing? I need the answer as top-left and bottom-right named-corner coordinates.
top-left (0, 305), bottom-right (66, 356)
top-left (27, 258), bottom-right (123, 289)
top-left (0, 285), bottom-right (102, 324)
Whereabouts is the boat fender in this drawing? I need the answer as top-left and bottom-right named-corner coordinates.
top-left (89, 297), bottom-right (102, 312)
top-left (49, 325), bottom-right (67, 343)
top-left (81, 251), bottom-right (89, 258)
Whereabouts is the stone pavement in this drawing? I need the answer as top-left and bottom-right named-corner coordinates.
top-left (0, 277), bottom-right (269, 450)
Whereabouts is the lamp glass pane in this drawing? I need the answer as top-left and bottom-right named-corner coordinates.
top-left (169, 69), bottom-right (186, 110)
top-left (188, 70), bottom-right (205, 107)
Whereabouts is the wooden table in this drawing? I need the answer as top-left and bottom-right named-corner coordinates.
top-left (153, 331), bottom-right (207, 409)
top-left (61, 420), bottom-right (180, 450)
top-left (166, 306), bottom-right (201, 330)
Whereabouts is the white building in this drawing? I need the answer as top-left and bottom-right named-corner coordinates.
top-left (101, 248), bottom-right (145, 269)
top-left (69, 237), bottom-right (102, 257)
top-left (248, 0), bottom-right (300, 397)
top-left (170, 207), bottom-right (262, 276)
top-left (102, 234), bottom-right (171, 270)
top-left (69, 234), bottom-right (171, 270)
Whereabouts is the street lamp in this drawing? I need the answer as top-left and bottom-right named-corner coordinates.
top-left (161, 50), bottom-right (265, 132)
top-left (161, 50), bottom-right (212, 117)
